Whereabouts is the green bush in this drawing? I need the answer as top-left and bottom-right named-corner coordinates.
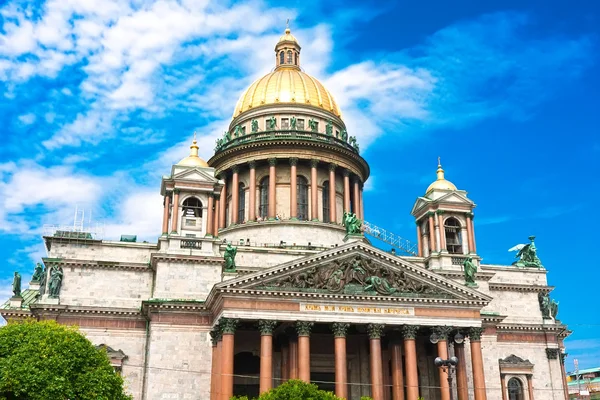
top-left (231, 379), bottom-right (344, 400)
top-left (0, 320), bottom-right (132, 400)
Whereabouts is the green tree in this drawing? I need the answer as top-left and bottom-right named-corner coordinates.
top-left (0, 320), bottom-right (132, 400)
top-left (231, 380), bottom-right (345, 400)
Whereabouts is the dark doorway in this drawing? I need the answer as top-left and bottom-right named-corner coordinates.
top-left (233, 352), bottom-right (260, 398)
top-left (311, 372), bottom-right (336, 393)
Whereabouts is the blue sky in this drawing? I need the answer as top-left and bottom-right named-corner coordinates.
top-left (0, 0), bottom-right (598, 369)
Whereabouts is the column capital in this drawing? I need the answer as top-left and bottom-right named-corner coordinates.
top-left (367, 323), bottom-right (385, 339)
top-left (331, 322), bottom-right (350, 338)
top-left (432, 326), bottom-right (453, 340)
top-left (289, 157), bottom-right (298, 166)
top-left (295, 321), bottom-right (314, 337)
top-left (310, 159), bottom-right (319, 168)
top-left (329, 163), bottom-right (337, 172)
top-left (343, 169), bottom-right (350, 177)
top-left (546, 348), bottom-right (559, 360)
top-left (214, 194), bottom-right (221, 201)
top-left (231, 164), bottom-right (240, 174)
top-left (219, 317), bottom-right (239, 334)
top-left (208, 193), bottom-right (215, 199)
top-left (401, 325), bottom-right (419, 340)
top-left (468, 327), bottom-right (484, 341)
top-left (268, 158), bottom-right (277, 166)
top-left (560, 352), bottom-right (568, 364)
top-left (467, 212), bottom-right (475, 219)
top-left (210, 328), bottom-right (222, 346)
top-left (173, 188), bottom-right (181, 195)
top-left (248, 160), bottom-right (257, 169)
top-left (435, 209), bottom-right (446, 215)
top-left (426, 211), bottom-right (435, 217)
top-left (258, 320), bottom-right (278, 335)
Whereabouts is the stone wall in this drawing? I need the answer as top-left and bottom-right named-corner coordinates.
top-left (47, 238), bottom-right (155, 263)
top-left (153, 260), bottom-right (221, 301)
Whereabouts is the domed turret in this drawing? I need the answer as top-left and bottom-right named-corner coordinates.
top-left (426, 158), bottom-right (457, 194)
top-left (177, 134), bottom-right (209, 168)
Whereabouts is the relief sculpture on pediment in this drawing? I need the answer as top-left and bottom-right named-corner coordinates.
top-left (265, 255), bottom-right (447, 297)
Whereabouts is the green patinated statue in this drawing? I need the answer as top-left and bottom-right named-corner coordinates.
top-left (38, 265), bottom-right (48, 296)
top-left (251, 119), bottom-right (259, 133)
top-left (550, 299), bottom-right (559, 319)
top-left (48, 265), bottom-right (63, 298)
top-left (31, 262), bottom-right (43, 282)
top-left (12, 271), bottom-right (21, 297)
top-left (290, 116), bottom-right (297, 130)
top-left (463, 257), bottom-right (477, 286)
top-left (325, 120), bottom-right (333, 136)
top-left (214, 138), bottom-right (224, 152)
top-left (223, 130), bottom-right (231, 142)
top-left (538, 292), bottom-right (551, 319)
top-left (224, 243), bottom-right (238, 271)
top-left (364, 275), bottom-right (397, 295)
top-left (341, 129), bottom-right (348, 142)
top-left (267, 116), bottom-right (277, 130)
top-left (509, 236), bottom-right (543, 268)
top-left (308, 118), bottom-right (318, 132)
top-left (234, 125), bottom-right (242, 137)
top-left (343, 212), bottom-right (362, 235)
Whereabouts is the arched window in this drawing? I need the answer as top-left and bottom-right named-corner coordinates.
top-left (182, 197), bottom-right (203, 218)
top-left (444, 217), bottom-right (462, 254)
top-left (508, 378), bottom-right (524, 400)
top-left (294, 52), bottom-right (298, 65)
top-left (238, 183), bottom-right (246, 223)
top-left (297, 175), bottom-right (309, 221)
top-left (259, 177), bottom-right (269, 219)
top-left (322, 180), bottom-right (330, 223)
top-left (287, 50), bottom-right (293, 64)
top-left (279, 51), bottom-right (284, 65)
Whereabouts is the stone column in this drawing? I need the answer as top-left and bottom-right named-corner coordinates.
top-left (427, 212), bottom-right (436, 255)
top-left (461, 226), bottom-right (468, 254)
top-left (353, 179), bottom-right (361, 217)
top-left (310, 159), bottom-right (319, 220)
top-left (332, 322), bottom-right (350, 399)
top-left (219, 177), bottom-right (227, 229)
top-left (437, 211), bottom-right (446, 252)
top-left (454, 340), bottom-right (469, 400)
top-left (288, 330), bottom-right (299, 380)
top-left (466, 214), bottom-right (475, 253)
top-left (470, 214), bottom-right (477, 253)
top-left (290, 158), bottom-right (298, 219)
top-left (213, 195), bottom-right (220, 237)
top-left (219, 318), bottom-right (238, 400)
top-left (259, 320), bottom-right (277, 394)
top-left (162, 193), bottom-right (171, 235)
top-left (500, 375), bottom-right (507, 400)
top-left (434, 327), bottom-right (452, 400)
top-left (360, 184), bottom-right (364, 220)
top-left (216, 334), bottom-right (223, 399)
top-left (560, 353), bottom-right (569, 400)
top-left (402, 325), bottom-right (420, 400)
top-left (527, 374), bottom-right (535, 400)
top-left (206, 194), bottom-right (214, 237)
top-left (210, 325), bottom-right (221, 400)
top-left (390, 333), bottom-right (405, 400)
top-left (171, 189), bottom-right (180, 234)
top-left (296, 321), bottom-right (314, 382)
top-left (368, 324), bottom-right (385, 400)
top-left (231, 165), bottom-right (240, 224)
top-left (469, 328), bottom-right (487, 400)
top-left (329, 164), bottom-right (337, 223)
top-left (268, 158), bottom-right (277, 219)
top-left (343, 170), bottom-right (351, 212)
top-left (416, 222), bottom-right (423, 257)
top-left (249, 161), bottom-right (257, 222)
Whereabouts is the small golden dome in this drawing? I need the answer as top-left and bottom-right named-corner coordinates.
top-left (233, 67), bottom-right (341, 118)
top-left (177, 134), bottom-right (209, 168)
top-left (278, 28), bottom-right (298, 44)
top-left (426, 158), bottom-right (457, 193)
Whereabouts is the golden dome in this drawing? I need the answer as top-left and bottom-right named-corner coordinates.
top-left (233, 67), bottom-right (341, 118)
top-left (177, 135), bottom-right (209, 168)
top-left (278, 28), bottom-right (298, 44)
top-left (426, 158), bottom-right (457, 193)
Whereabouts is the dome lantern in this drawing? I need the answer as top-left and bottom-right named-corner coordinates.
top-left (426, 158), bottom-right (457, 194)
top-left (275, 24), bottom-right (301, 70)
top-left (177, 133), bottom-right (209, 168)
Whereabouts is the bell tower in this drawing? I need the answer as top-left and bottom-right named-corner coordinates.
top-left (410, 159), bottom-right (478, 269)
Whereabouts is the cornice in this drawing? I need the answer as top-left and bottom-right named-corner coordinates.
top-left (142, 299), bottom-right (210, 315)
top-left (150, 253), bottom-right (224, 269)
top-left (480, 264), bottom-right (548, 274)
top-left (29, 304), bottom-right (143, 318)
top-left (436, 270), bottom-right (494, 282)
top-left (497, 322), bottom-right (570, 336)
top-left (480, 312), bottom-right (507, 324)
top-left (488, 283), bottom-right (554, 293)
top-left (42, 258), bottom-right (151, 272)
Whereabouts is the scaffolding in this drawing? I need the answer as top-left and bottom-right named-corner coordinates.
top-left (362, 220), bottom-right (418, 256)
top-left (42, 205), bottom-right (104, 241)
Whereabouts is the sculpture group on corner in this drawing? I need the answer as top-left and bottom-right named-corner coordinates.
top-left (509, 236), bottom-right (543, 268)
top-left (538, 292), bottom-right (559, 320)
top-left (342, 211), bottom-right (362, 235)
top-left (223, 242), bottom-right (238, 272)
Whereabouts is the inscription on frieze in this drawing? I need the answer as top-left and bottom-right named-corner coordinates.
top-left (300, 303), bottom-right (415, 316)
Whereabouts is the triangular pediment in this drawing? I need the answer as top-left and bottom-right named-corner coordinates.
top-left (219, 242), bottom-right (491, 304)
top-left (435, 191), bottom-right (473, 205)
top-left (172, 168), bottom-right (219, 183)
top-left (411, 197), bottom-right (432, 215)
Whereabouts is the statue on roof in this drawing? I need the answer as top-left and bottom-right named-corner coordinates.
top-left (48, 265), bottom-right (63, 298)
top-left (290, 116), bottom-right (297, 130)
top-left (509, 236), bottom-right (543, 268)
top-left (308, 118), bottom-right (318, 132)
top-left (38, 264), bottom-right (48, 296)
top-left (12, 271), bottom-right (21, 298)
top-left (538, 292), bottom-right (551, 319)
top-left (267, 116), bottom-right (277, 130)
top-left (463, 257), bottom-right (477, 287)
top-left (341, 129), bottom-right (348, 142)
top-left (325, 120), bottom-right (333, 136)
top-left (251, 119), bottom-right (259, 133)
top-left (343, 211), bottom-right (362, 235)
top-left (31, 262), bottom-right (44, 282)
top-left (234, 125), bottom-right (242, 137)
top-left (223, 243), bottom-right (238, 272)
top-left (550, 299), bottom-right (559, 319)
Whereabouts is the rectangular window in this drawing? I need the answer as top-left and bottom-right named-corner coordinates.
top-left (281, 118), bottom-right (290, 129)
top-left (241, 126), bottom-right (246, 134)
top-left (185, 234), bottom-right (196, 238)
top-left (185, 219), bottom-right (196, 227)
top-left (297, 119), bottom-right (305, 130)
top-left (335, 130), bottom-right (339, 138)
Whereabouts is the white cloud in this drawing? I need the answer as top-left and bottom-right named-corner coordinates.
top-left (102, 190), bottom-right (163, 241)
top-left (18, 113), bottom-right (36, 125)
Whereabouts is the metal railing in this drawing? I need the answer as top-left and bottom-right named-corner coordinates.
top-left (362, 221), bottom-right (418, 256)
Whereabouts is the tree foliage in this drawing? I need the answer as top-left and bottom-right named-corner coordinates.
top-left (231, 379), bottom-right (360, 400)
top-left (0, 320), bottom-right (131, 400)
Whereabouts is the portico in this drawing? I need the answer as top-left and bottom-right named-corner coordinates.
top-left (206, 241), bottom-right (491, 400)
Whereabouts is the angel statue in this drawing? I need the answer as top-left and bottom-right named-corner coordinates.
top-left (223, 243), bottom-right (238, 272)
top-left (251, 119), bottom-right (259, 133)
top-left (509, 236), bottom-right (543, 268)
top-left (290, 116), bottom-right (297, 130)
top-left (267, 116), bottom-right (277, 130)
top-left (462, 257), bottom-right (477, 287)
top-left (343, 211), bottom-right (362, 235)
top-left (308, 118), bottom-right (318, 132)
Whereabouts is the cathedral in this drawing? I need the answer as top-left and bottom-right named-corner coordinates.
top-left (2, 28), bottom-right (570, 400)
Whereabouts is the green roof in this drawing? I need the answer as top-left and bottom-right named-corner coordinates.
top-left (568, 377), bottom-right (600, 385)
top-left (568, 366), bottom-right (600, 376)
top-left (1, 288), bottom-right (39, 310)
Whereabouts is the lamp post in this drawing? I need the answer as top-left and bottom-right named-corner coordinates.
top-left (431, 331), bottom-right (463, 400)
